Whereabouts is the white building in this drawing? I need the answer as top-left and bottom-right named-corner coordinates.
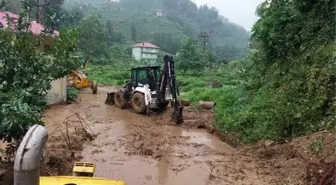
top-left (156, 9), bottom-right (163, 17)
top-left (132, 42), bottom-right (160, 64)
top-left (106, 0), bottom-right (120, 2)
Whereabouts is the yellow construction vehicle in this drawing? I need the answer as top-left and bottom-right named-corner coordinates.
top-left (68, 59), bottom-right (98, 94)
top-left (14, 125), bottom-right (126, 185)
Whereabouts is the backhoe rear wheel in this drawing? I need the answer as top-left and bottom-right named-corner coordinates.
top-left (132, 92), bottom-right (146, 114)
top-left (114, 91), bottom-right (127, 109)
top-left (92, 80), bottom-right (98, 94)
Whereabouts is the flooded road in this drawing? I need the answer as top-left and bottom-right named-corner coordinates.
top-left (43, 86), bottom-right (269, 185)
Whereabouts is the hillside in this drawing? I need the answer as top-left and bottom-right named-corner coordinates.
top-left (64, 0), bottom-right (250, 56)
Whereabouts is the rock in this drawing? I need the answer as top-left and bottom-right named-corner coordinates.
top-left (199, 101), bottom-right (216, 110)
top-left (180, 99), bottom-right (191, 106)
top-left (264, 140), bottom-right (275, 147)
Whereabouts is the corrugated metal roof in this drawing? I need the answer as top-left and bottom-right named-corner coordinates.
top-left (133, 42), bottom-right (159, 49)
top-left (0, 11), bottom-right (59, 36)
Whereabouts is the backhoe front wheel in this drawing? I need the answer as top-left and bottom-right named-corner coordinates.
top-left (114, 91), bottom-right (127, 109)
top-left (132, 92), bottom-right (146, 114)
top-left (91, 80), bottom-right (98, 94)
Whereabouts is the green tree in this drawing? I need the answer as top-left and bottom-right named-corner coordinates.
top-left (0, 1), bottom-right (81, 144)
top-left (176, 37), bottom-right (203, 72)
top-left (202, 50), bottom-right (218, 71)
top-left (110, 45), bottom-right (129, 61)
top-left (131, 22), bottom-right (137, 41)
top-left (78, 15), bottom-right (109, 60)
top-left (151, 32), bottom-right (181, 54)
top-left (3, 0), bottom-right (21, 13)
top-left (61, 6), bottom-right (84, 28)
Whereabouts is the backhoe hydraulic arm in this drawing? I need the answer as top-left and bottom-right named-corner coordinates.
top-left (158, 55), bottom-right (184, 124)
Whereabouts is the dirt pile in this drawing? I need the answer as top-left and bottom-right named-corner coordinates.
top-left (42, 113), bottom-right (96, 176)
top-left (240, 131), bottom-right (335, 185)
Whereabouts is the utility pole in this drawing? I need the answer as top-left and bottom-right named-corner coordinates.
top-left (199, 31), bottom-right (211, 51)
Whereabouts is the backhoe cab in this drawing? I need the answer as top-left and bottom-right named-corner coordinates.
top-left (105, 55), bottom-right (184, 124)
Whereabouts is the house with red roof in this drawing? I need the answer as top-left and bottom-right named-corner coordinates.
top-left (0, 11), bottom-right (59, 52)
top-left (0, 11), bottom-right (67, 105)
top-left (132, 42), bottom-right (160, 64)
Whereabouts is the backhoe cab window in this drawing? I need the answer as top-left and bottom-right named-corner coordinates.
top-left (137, 69), bottom-right (148, 85)
top-left (131, 67), bottom-right (161, 89)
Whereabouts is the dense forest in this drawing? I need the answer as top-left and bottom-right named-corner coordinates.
top-left (65, 0), bottom-right (249, 51)
top-left (3, 0), bottom-right (250, 64)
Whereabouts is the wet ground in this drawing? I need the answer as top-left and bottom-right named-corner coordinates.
top-left (43, 86), bottom-right (270, 185)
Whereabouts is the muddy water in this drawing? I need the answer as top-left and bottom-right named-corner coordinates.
top-left (43, 86), bottom-right (268, 185)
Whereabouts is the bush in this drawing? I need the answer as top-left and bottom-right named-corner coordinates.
top-left (67, 87), bottom-right (79, 104)
top-left (87, 65), bottom-right (130, 85)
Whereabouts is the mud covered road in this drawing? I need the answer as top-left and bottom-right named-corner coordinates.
top-left (43, 86), bottom-right (270, 185)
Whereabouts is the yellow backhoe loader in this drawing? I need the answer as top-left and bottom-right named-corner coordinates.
top-left (68, 59), bottom-right (98, 94)
top-left (14, 125), bottom-right (126, 185)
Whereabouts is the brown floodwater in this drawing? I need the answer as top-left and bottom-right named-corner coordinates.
top-left (43, 86), bottom-right (268, 185)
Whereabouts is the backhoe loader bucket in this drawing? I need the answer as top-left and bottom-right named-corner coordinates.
top-left (105, 92), bottom-right (115, 105)
top-left (172, 105), bottom-right (184, 124)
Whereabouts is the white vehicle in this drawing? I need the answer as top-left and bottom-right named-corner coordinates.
top-left (105, 55), bottom-right (183, 124)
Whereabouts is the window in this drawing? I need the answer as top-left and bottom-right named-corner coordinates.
top-left (137, 69), bottom-right (148, 85)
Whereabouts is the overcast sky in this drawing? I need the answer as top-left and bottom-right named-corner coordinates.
top-left (191, 0), bottom-right (264, 31)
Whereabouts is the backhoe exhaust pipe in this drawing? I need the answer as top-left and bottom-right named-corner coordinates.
top-left (14, 125), bottom-right (48, 185)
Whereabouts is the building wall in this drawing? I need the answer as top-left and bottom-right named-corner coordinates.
top-left (142, 48), bottom-right (159, 53)
top-left (132, 47), bottom-right (159, 63)
top-left (37, 36), bottom-right (68, 106)
top-left (132, 47), bottom-right (142, 60)
top-left (46, 76), bottom-right (67, 105)
top-left (142, 53), bottom-right (158, 60)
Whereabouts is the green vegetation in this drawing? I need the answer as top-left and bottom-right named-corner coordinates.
top-left (185, 0), bottom-right (335, 142)
top-left (2, 0), bottom-right (334, 145)
top-left (87, 65), bottom-right (130, 86)
top-left (60, 0), bottom-right (249, 63)
top-left (67, 87), bottom-right (80, 104)
top-left (86, 0), bottom-right (335, 143)
top-left (0, 1), bottom-right (81, 144)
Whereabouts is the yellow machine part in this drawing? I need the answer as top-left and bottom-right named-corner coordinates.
top-left (73, 162), bottom-right (95, 176)
top-left (70, 70), bottom-right (90, 89)
top-left (40, 162), bottom-right (126, 185)
top-left (40, 176), bottom-right (126, 185)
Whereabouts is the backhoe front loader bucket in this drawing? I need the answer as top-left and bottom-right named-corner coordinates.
top-left (105, 92), bottom-right (115, 105)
